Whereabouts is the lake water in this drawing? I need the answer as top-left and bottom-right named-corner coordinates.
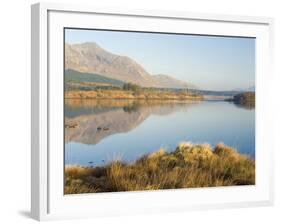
top-left (65, 99), bottom-right (255, 167)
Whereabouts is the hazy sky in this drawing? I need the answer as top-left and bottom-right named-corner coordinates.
top-left (65, 28), bottom-right (255, 91)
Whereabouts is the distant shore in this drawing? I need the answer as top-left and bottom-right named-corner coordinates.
top-left (65, 89), bottom-right (203, 100)
top-left (225, 92), bottom-right (255, 109)
top-left (65, 142), bottom-right (255, 194)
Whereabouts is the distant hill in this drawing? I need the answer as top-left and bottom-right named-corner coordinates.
top-left (65, 42), bottom-right (195, 89)
top-left (247, 86), bottom-right (255, 92)
top-left (65, 69), bottom-right (124, 87)
top-left (189, 89), bottom-right (242, 97)
top-left (232, 86), bottom-right (255, 92)
top-left (153, 74), bottom-right (196, 89)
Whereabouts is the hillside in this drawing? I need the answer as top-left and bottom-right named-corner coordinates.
top-left (153, 74), bottom-right (197, 89)
top-left (232, 86), bottom-right (255, 92)
top-left (65, 42), bottom-right (195, 89)
top-left (65, 69), bottom-right (124, 90)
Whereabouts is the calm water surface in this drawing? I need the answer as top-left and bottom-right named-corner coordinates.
top-left (65, 99), bottom-right (255, 167)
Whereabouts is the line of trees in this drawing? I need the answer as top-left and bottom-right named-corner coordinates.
top-left (122, 82), bottom-right (142, 92)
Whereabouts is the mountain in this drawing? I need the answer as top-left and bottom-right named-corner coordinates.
top-left (65, 42), bottom-right (195, 89)
top-left (247, 86), bottom-right (255, 92)
top-left (232, 86), bottom-right (255, 92)
top-left (153, 74), bottom-right (196, 89)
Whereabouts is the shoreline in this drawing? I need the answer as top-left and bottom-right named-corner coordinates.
top-left (64, 90), bottom-right (203, 100)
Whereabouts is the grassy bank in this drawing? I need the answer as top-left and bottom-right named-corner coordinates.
top-left (64, 89), bottom-right (203, 100)
top-left (65, 143), bottom-right (255, 194)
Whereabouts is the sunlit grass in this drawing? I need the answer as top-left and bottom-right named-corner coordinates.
top-left (64, 142), bottom-right (255, 194)
top-left (64, 89), bottom-right (203, 100)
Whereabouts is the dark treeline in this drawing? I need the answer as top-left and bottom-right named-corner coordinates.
top-left (66, 81), bottom-right (250, 97)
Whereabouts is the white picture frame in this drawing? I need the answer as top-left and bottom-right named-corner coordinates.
top-left (31, 2), bottom-right (274, 221)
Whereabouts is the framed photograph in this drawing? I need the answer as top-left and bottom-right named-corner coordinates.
top-left (31, 2), bottom-right (274, 221)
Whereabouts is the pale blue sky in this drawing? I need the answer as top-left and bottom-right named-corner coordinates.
top-left (65, 28), bottom-right (255, 91)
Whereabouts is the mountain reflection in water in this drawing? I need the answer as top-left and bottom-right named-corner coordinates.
top-left (65, 99), bottom-right (200, 145)
top-left (65, 99), bottom-right (255, 167)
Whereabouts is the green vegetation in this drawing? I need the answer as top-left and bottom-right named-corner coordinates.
top-left (122, 82), bottom-right (142, 92)
top-left (65, 69), bottom-right (124, 89)
top-left (65, 142), bottom-right (255, 194)
top-left (64, 70), bottom-right (203, 100)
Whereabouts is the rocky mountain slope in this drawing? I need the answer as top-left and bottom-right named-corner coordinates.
top-left (65, 42), bottom-right (195, 89)
top-left (153, 74), bottom-right (196, 89)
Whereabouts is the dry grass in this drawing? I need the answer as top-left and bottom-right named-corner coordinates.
top-left (64, 142), bottom-right (255, 194)
top-left (64, 89), bottom-right (203, 100)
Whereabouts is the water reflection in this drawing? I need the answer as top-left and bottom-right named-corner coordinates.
top-left (65, 99), bottom-right (200, 145)
top-left (233, 102), bottom-right (255, 110)
top-left (65, 99), bottom-right (255, 166)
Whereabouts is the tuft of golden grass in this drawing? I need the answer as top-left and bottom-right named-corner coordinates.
top-left (64, 143), bottom-right (255, 194)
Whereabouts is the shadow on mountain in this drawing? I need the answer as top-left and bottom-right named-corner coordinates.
top-left (65, 99), bottom-right (200, 145)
